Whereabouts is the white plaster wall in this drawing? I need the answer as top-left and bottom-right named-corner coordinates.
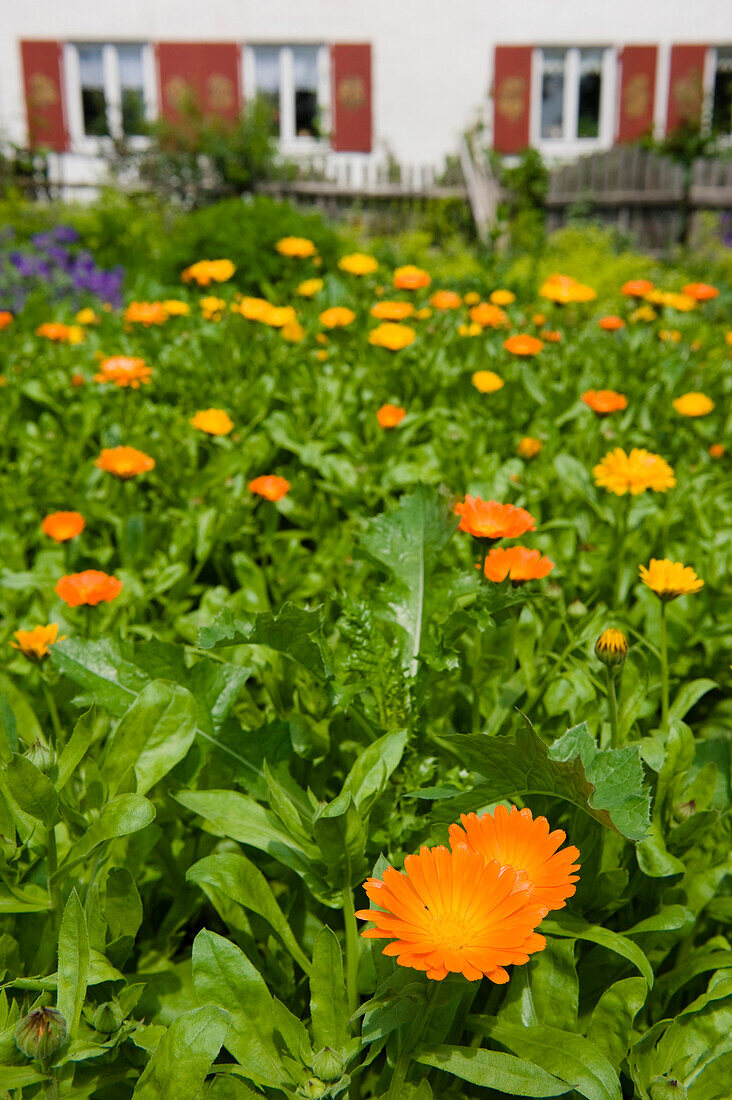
top-left (1, 1), bottom-right (730, 167)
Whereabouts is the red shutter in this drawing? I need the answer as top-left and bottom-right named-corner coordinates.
top-left (331, 44), bottom-right (372, 152)
top-left (493, 46), bottom-right (532, 153)
top-left (617, 46), bottom-right (657, 142)
top-left (20, 41), bottom-right (68, 151)
top-left (666, 44), bottom-right (707, 132)
top-left (157, 43), bottom-right (241, 123)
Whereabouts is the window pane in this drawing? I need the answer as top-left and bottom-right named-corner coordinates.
top-left (117, 45), bottom-right (146, 135)
top-left (578, 48), bottom-right (603, 138)
top-left (293, 46), bottom-right (320, 137)
top-left (712, 48), bottom-right (732, 134)
top-left (253, 47), bottom-right (281, 135)
top-left (541, 49), bottom-right (565, 138)
top-left (121, 88), bottom-right (146, 135)
top-left (78, 45), bottom-right (109, 136)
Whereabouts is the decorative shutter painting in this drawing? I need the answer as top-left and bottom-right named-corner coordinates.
top-left (618, 46), bottom-right (657, 142)
top-left (493, 46), bottom-right (532, 153)
top-left (157, 43), bottom-right (241, 123)
top-left (666, 44), bottom-right (707, 131)
top-left (331, 44), bottom-right (372, 152)
top-left (20, 40), bottom-right (68, 151)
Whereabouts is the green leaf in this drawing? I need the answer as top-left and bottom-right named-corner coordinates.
top-left (132, 1005), bottom-right (230, 1099)
top-left (199, 602), bottom-right (330, 680)
top-left (416, 1046), bottom-right (568, 1096)
top-left (56, 705), bottom-right (104, 791)
top-left (49, 638), bottom-right (147, 715)
top-left (57, 888), bottom-right (90, 1039)
top-left (541, 911), bottom-right (654, 987)
top-left (4, 754), bottom-right (58, 827)
top-left (0, 884), bottom-right (51, 913)
top-left (341, 729), bottom-right (407, 814)
top-left (103, 680), bottom-right (197, 796)
top-left (60, 794), bottom-right (156, 874)
top-left (313, 793), bottom-right (367, 888)
top-left (499, 939), bottom-right (578, 1030)
top-left (310, 928), bottom-right (348, 1054)
top-left (186, 852), bottom-right (311, 974)
top-left (669, 678), bottom-right (717, 723)
top-left (587, 977), bottom-right (647, 1067)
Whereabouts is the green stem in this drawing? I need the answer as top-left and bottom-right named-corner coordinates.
top-left (613, 499), bottom-right (629, 608)
top-left (40, 679), bottom-right (63, 745)
top-left (342, 878), bottom-right (359, 1019)
top-left (605, 668), bottom-right (620, 749)
top-left (472, 626), bottom-right (483, 735)
top-left (386, 983), bottom-right (440, 1100)
top-left (43, 1069), bottom-right (59, 1100)
top-left (659, 601), bottom-right (669, 734)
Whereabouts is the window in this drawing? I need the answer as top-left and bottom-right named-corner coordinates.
top-left (711, 47), bottom-right (732, 135)
top-left (78, 46), bottom-right (108, 137)
top-left (537, 46), bottom-right (612, 146)
top-left (68, 43), bottom-right (152, 143)
top-left (540, 49), bottom-right (566, 138)
top-left (249, 45), bottom-right (329, 145)
top-left (577, 49), bottom-right (603, 138)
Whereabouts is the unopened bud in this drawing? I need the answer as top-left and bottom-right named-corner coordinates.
top-left (298, 1079), bottom-right (328, 1099)
top-left (14, 1007), bottom-right (67, 1061)
top-left (595, 628), bottom-right (628, 668)
top-left (312, 1047), bottom-right (344, 1082)
top-left (92, 1002), bottom-right (124, 1033)
top-left (25, 740), bottom-right (53, 774)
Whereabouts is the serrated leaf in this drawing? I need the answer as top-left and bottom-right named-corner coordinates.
top-left (199, 602), bottom-right (330, 679)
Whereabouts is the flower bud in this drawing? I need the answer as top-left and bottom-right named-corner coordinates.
top-left (92, 1001), bottom-right (124, 1033)
top-left (298, 1080), bottom-right (328, 1099)
top-left (650, 1077), bottom-right (688, 1100)
top-left (595, 628), bottom-right (628, 668)
top-left (312, 1047), bottom-right (344, 1082)
top-left (14, 1007), bottom-right (67, 1061)
top-left (25, 740), bottom-right (54, 774)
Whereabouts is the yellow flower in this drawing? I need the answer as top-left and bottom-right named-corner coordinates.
top-left (725, 331), bottom-right (732, 347)
top-left (200, 296), bottom-right (227, 320)
top-left (414, 307), bottom-right (432, 320)
top-left (276, 237), bottom-right (317, 258)
top-left (297, 278), bottom-right (323, 298)
top-left (540, 275), bottom-right (596, 304)
top-left (182, 259), bottom-right (235, 286)
top-left (517, 436), bottom-right (542, 459)
top-left (315, 349), bottom-right (328, 361)
top-left (161, 299), bottom-right (191, 316)
top-left (263, 305), bottom-right (297, 328)
top-left (338, 253), bottom-right (378, 276)
top-left (490, 289), bottom-right (515, 306)
top-left (234, 297), bottom-right (271, 321)
top-left (595, 628), bottom-right (628, 667)
top-left (282, 320), bottom-right (305, 342)
top-left (371, 301), bottom-right (414, 321)
top-left (190, 409), bottom-right (234, 436)
top-left (658, 329), bottom-right (682, 343)
top-left (645, 290), bottom-right (696, 312)
top-left (672, 392), bottom-right (714, 417)
top-left (463, 291), bottom-right (481, 306)
top-left (458, 322), bottom-right (482, 337)
top-left (630, 305), bottom-right (657, 322)
top-left (472, 370), bottom-right (504, 394)
top-left (593, 448), bottom-right (675, 496)
top-left (639, 559), bottom-right (704, 600)
top-left (11, 624), bottom-right (66, 661)
top-left (320, 307), bottom-right (356, 329)
top-left (75, 307), bottom-right (98, 325)
top-left (368, 323), bottom-right (416, 350)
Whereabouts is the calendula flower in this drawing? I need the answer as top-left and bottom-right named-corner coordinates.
top-left (595, 628), bottom-right (628, 667)
top-left (504, 334), bottom-right (544, 356)
top-left (659, 329), bottom-right (682, 343)
top-left (368, 323), bottom-right (416, 350)
top-left (472, 370), bottom-right (504, 394)
top-left (70, 373), bottom-right (85, 388)
top-left (0, 311), bottom-right (13, 330)
top-left (540, 274), bottom-right (596, 304)
top-left (598, 315), bottom-right (626, 331)
top-left (94, 356), bottom-right (152, 389)
top-left (315, 349), bottom-right (328, 361)
top-left (682, 282), bottom-right (719, 302)
top-left (630, 305), bottom-right (657, 322)
top-left (449, 806), bottom-right (580, 917)
top-left (517, 436), bottom-right (542, 459)
top-left (709, 443), bottom-right (725, 459)
top-left (234, 297), bottom-right (271, 321)
top-left (483, 546), bottom-right (555, 583)
top-left (582, 390), bottom-right (628, 416)
top-left (190, 409), bottom-right (234, 436)
top-left (95, 446), bottom-right (155, 479)
top-left (371, 301), bottom-right (414, 321)
top-left (646, 290), bottom-right (695, 312)
top-left (673, 392), bottom-right (714, 417)
top-left (377, 404), bottom-right (406, 428)
top-left (463, 291), bottom-right (481, 306)
top-left (593, 448), bottom-right (675, 495)
top-left (124, 301), bottom-right (168, 326)
top-left (36, 322), bottom-right (84, 344)
top-left (540, 330), bottom-right (562, 342)
top-left (181, 259), bottom-right (235, 286)
top-left (75, 307), bottom-right (98, 325)
top-left (393, 265), bottom-right (431, 290)
top-left (532, 313), bottom-right (546, 326)
top-left (263, 305), bottom-right (297, 328)
top-left (161, 299), bottom-right (191, 316)
top-left (490, 289), bottom-right (515, 306)
top-left (320, 307), bottom-right (356, 329)
top-left (639, 559), bottom-right (704, 600)
top-left (430, 290), bottom-right (462, 311)
top-left (470, 303), bottom-right (507, 328)
top-left (275, 237), bottom-right (317, 258)
top-left (297, 278), bottom-right (323, 298)
top-left (249, 475), bottom-right (290, 501)
top-left (41, 511), bottom-right (85, 542)
top-left (282, 320), bottom-right (305, 342)
top-left (339, 253), bottom-right (378, 276)
top-left (414, 307), bottom-right (432, 320)
top-left (11, 624), bottom-right (66, 661)
top-left (454, 497), bottom-right (536, 540)
top-left (56, 570), bottom-right (122, 607)
top-left (459, 322), bottom-right (483, 337)
top-left (356, 842), bottom-right (546, 982)
top-left (622, 279), bottom-right (655, 297)
top-left (200, 296), bottom-right (227, 321)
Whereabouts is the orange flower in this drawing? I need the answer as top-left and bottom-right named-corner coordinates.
top-left (454, 497), bottom-right (536, 540)
top-left (94, 356), bottom-right (152, 389)
top-left (377, 404), bottom-right (406, 428)
top-left (275, 237), bottom-right (317, 258)
top-left (181, 259), bottom-right (235, 286)
top-left (190, 409), bottom-right (234, 436)
top-left (249, 475), bottom-right (290, 501)
top-left (70, 373), bottom-right (86, 388)
top-left (646, 290), bottom-right (696, 312)
top-left (393, 265), bottom-right (431, 290)
top-left (200, 296), bottom-right (227, 321)
top-left (517, 436), bottom-right (542, 459)
top-left (622, 279), bottom-right (655, 297)
top-left (709, 443), bottom-right (725, 459)
top-left (532, 313), bottom-right (546, 326)
top-left (582, 389), bottom-right (628, 416)
top-left (234, 297), bottom-right (271, 321)
top-left (449, 806), bottom-right (580, 917)
top-left (124, 301), bottom-right (168, 326)
top-left (36, 322), bottom-right (84, 344)
top-left (459, 322), bottom-right (482, 338)
top-left (472, 370), bottom-right (504, 394)
top-left (320, 307), bottom-right (356, 329)
top-left (339, 253), bottom-right (378, 276)
top-left (95, 446), bottom-right (155, 479)
top-left (539, 274), bottom-right (596, 304)
top-left (430, 290), bottom-right (462, 311)
top-left (598, 315), bottom-right (626, 331)
top-left (639, 558), bottom-right (704, 600)
top-left (296, 278), bottom-right (323, 298)
top-left (41, 511), bottom-right (85, 542)
top-left (262, 305), bottom-right (297, 328)
top-left (469, 303), bottom-right (507, 328)
top-left (282, 320), bottom-right (305, 342)
top-left (356, 842), bottom-right (546, 982)
top-left (371, 301), bottom-right (415, 321)
top-left (56, 570), bottom-right (122, 607)
top-left (503, 334), bottom-right (543, 356)
top-left (161, 299), bottom-right (191, 316)
top-left (593, 448), bottom-right (675, 495)
top-left (482, 546), bottom-right (555, 583)
top-left (0, 311), bottom-right (13, 330)
top-left (414, 307), bottom-right (432, 320)
top-left (725, 332), bottom-right (732, 348)
top-left (464, 291), bottom-right (481, 306)
top-left (682, 282), bottom-right (719, 302)
top-left (368, 323), bottom-right (416, 350)
top-left (539, 330), bottom-right (562, 342)
top-left (672, 392), bottom-right (714, 417)
top-left (630, 305), bottom-right (657, 323)
top-left (490, 289), bottom-right (516, 306)
top-left (11, 623), bottom-right (66, 661)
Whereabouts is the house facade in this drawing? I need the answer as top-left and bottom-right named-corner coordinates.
top-left (2, 0), bottom-right (730, 187)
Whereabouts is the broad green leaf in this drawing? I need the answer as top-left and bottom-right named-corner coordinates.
top-left (587, 978), bottom-right (647, 1067)
top-left (416, 1046), bottom-right (568, 1096)
top-left (103, 680), bottom-right (197, 795)
top-left (669, 679), bottom-right (717, 723)
top-left (0, 884), bottom-right (51, 913)
top-left (310, 928), bottom-right (348, 1053)
top-left (49, 638), bottom-right (147, 715)
top-left (60, 795), bottom-right (156, 874)
top-left (56, 705), bottom-right (105, 791)
top-left (57, 889), bottom-right (90, 1039)
top-left (186, 852), bottom-right (311, 974)
top-left (499, 939), bottom-right (578, 1030)
top-left (341, 729), bottom-right (407, 814)
top-left (199, 602), bottom-right (330, 680)
top-left (541, 911), bottom-right (654, 987)
top-left (4, 754), bottom-right (58, 827)
top-left (0, 673), bottom-right (44, 748)
top-left (206, 1076), bottom-right (263, 1099)
top-left (132, 1005), bottom-right (230, 1099)
top-left (313, 792), bottom-right (367, 887)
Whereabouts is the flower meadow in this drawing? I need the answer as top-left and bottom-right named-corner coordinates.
top-left (0, 215), bottom-right (731, 1100)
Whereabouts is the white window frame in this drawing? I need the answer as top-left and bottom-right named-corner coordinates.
top-left (64, 42), bottom-right (156, 153)
top-left (243, 44), bottom-right (330, 153)
top-left (531, 46), bottom-right (616, 158)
